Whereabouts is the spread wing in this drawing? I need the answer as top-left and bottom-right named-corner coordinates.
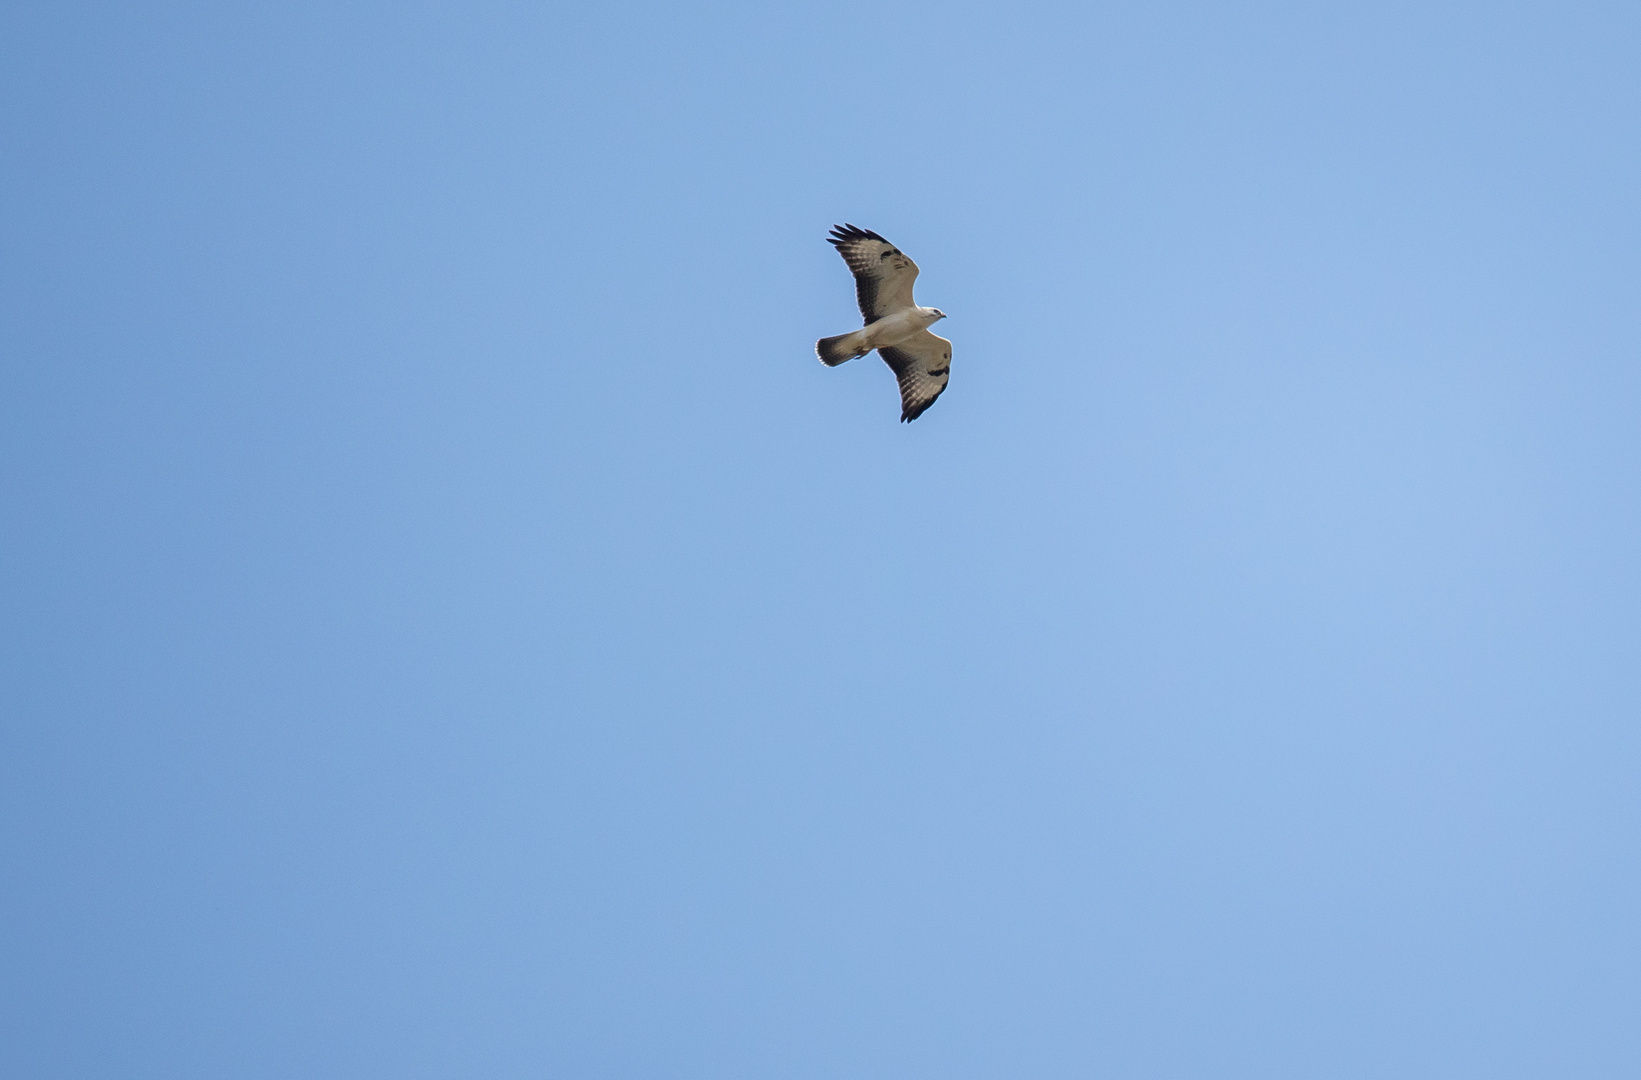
top-left (878, 330), bottom-right (952, 422)
top-left (828, 223), bottom-right (919, 324)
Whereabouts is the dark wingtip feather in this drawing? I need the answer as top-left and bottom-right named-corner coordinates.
top-left (828, 223), bottom-right (888, 247)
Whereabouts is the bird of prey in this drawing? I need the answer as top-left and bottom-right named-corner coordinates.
top-left (816, 224), bottom-right (952, 422)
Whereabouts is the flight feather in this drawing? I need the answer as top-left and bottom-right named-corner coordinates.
top-left (827, 224), bottom-right (920, 324)
top-left (878, 330), bottom-right (952, 422)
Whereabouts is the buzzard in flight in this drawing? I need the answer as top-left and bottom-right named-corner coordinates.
top-left (816, 224), bottom-right (952, 422)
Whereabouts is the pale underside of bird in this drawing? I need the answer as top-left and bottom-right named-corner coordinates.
top-left (815, 224), bottom-right (952, 422)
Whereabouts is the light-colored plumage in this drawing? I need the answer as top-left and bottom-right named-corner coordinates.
top-left (878, 331), bottom-right (951, 423)
top-left (815, 224), bottom-right (952, 422)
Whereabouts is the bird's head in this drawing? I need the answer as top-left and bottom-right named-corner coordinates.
top-left (925, 307), bottom-right (947, 322)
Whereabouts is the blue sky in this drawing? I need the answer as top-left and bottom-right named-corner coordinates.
top-left (4, 2), bottom-right (1640, 1077)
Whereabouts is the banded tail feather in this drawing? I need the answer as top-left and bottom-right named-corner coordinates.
top-left (816, 331), bottom-right (870, 367)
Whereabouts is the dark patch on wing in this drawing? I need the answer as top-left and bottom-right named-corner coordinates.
top-left (878, 345), bottom-right (949, 423)
top-left (828, 223), bottom-right (913, 325)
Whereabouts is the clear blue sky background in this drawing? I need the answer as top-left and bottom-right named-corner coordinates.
top-left (4, 2), bottom-right (1640, 1077)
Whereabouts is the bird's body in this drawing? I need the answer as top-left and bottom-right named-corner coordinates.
top-left (818, 305), bottom-right (945, 359)
top-left (816, 224), bottom-right (953, 422)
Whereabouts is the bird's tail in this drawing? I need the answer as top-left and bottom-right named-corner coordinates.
top-left (816, 331), bottom-right (869, 367)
